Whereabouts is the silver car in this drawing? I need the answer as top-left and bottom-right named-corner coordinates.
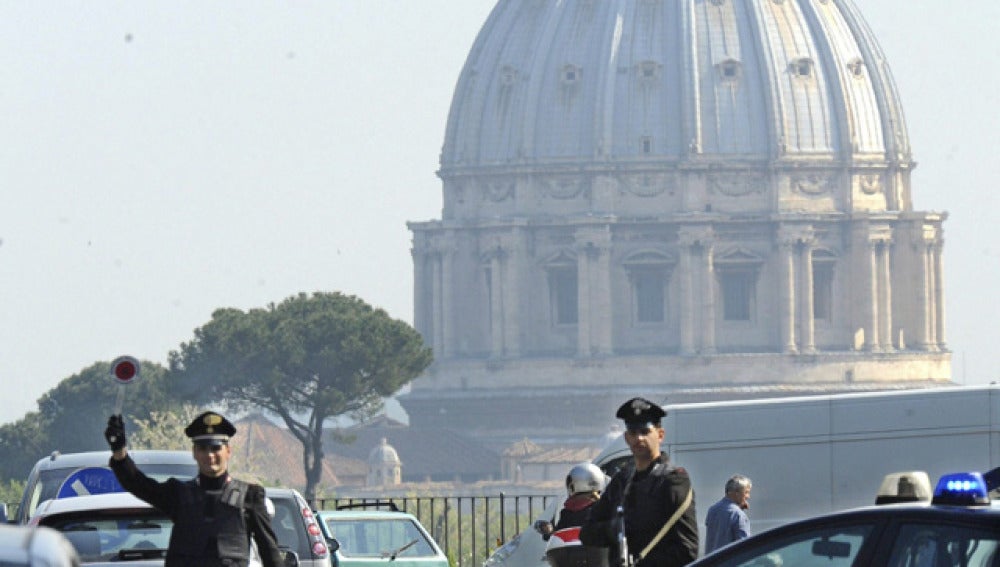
top-left (266, 487), bottom-right (334, 567)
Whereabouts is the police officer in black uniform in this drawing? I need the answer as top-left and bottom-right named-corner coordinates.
top-left (105, 411), bottom-right (284, 567)
top-left (580, 398), bottom-right (698, 567)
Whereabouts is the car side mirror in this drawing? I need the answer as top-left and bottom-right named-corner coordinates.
top-left (282, 550), bottom-right (299, 567)
top-left (326, 537), bottom-right (340, 553)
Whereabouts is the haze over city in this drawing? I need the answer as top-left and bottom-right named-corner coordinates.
top-left (2, 1), bottom-right (998, 426)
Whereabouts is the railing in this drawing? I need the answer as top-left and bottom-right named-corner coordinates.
top-left (315, 493), bottom-right (556, 567)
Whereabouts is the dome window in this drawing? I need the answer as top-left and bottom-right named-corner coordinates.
top-left (709, 0), bottom-right (726, 6)
top-left (717, 59), bottom-right (742, 82)
top-left (641, 136), bottom-right (653, 154)
top-left (846, 57), bottom-right (866, 78)
top-left (790, 57), bottom-right (814, 78)
top-left (499, 65), bottom-right (518, 87)
top-left (561, 64), bottom-right (582, 85)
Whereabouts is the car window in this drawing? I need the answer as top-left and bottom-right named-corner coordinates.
top-left (888, 522), bottom-right (1000, 567)
top-left (44, 513), bottom-right (171, 563)
top-left (600, 456), bottom-right (632, 479)
top-left (710, 523), bottom-right (876, 567)
top-left (326, 518), bottom-right (436, 558)
top-left (271, 495), bottom-right (309, 557)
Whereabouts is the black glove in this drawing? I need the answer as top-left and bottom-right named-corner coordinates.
top-left (104, 414), bottom-right (126, 451)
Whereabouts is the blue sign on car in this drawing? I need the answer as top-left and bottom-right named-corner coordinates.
top-left (56, 467), bottom-right (123, 498)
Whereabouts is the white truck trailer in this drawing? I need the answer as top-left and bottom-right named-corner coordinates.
top-left (485, 384), bottom-right (1000, 567)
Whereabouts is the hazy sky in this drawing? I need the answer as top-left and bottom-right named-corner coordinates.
top-left (2, 1), bottom-right (998, 426)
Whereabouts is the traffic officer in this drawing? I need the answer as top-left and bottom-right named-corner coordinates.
top-left (580, 397), bottom-right (698, 567)
top-left (105, 411), bottom-right (284, 567)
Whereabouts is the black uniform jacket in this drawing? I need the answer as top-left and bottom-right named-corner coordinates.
top-left (110, 455), bottom-right (283, 567)
top-left (580, 454), bottom-right (698, 567)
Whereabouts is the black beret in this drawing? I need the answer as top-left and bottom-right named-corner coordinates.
top-left (615, 397), bottom-right (666, 428)
top-left (185, 411), bottom-right (237, 445)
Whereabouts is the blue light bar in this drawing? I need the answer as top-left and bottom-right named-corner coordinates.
top-left (932, 472), bottom-right (990, 506)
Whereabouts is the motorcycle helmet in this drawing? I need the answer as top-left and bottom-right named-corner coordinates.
top-left (565, 462), bottom-right (607, 496)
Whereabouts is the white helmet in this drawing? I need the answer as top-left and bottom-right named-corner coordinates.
top-left (566, 462), bottom-right (606, 496)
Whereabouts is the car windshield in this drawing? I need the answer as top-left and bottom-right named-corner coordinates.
top-left (44, 511), bottom-right (172, 563)
top-left (324, 517), bottom-right (437, 558)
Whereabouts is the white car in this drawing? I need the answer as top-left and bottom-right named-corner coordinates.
top-left (31, 491), bottom-right (170, 566)
top-left (0, 524), bottom-right (80, 567)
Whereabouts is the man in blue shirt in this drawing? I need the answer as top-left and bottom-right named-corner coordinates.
top-left (704, 475), bottom-right (752, 554)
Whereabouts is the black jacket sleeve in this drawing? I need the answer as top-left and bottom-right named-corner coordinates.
top-left (247, 484), bottom-right (284, 567)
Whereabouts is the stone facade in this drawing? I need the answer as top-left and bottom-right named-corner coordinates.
top-left (401, 0), bottom-right (951, 446)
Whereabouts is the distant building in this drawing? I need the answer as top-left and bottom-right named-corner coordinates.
top-left (366, 438), bottom-right (402, 487)
top-left (403, 0), bottom-right (952, 447)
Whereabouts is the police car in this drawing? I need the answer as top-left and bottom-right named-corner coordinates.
top-left (688, 470), bottom-right (1000, 566)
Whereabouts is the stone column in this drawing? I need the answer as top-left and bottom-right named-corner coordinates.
top-left (933, 242), bottom-right (947, 350)
top-left (878, 241), bottom-right (894, 351)
top-left (594, 238), bottom-right (614, 356)
top-left (701, 241), bottom-right (717, 355)
top-left (411, 244), bottom-right (428, 340)
top-left (440, 238), bottom-right (457, 359)
top-left (502, 231), bottom-right (524, 357)
top-left (430, 244), bottom-right (444, 358)
top-left (489, 250), bottom-right (505, 359)
top-left (576, 242), bottom-right (592, 358)
top-left (917, 244), bottom-right (934, 351)
top-left (800, 236), bottom-right (816, 354)
top-left (678, 239), bottom-right (695, 355)
top-left (777, 229), bottom-right (798, 354)
top-left (865, 240), bottom-right (880, 352)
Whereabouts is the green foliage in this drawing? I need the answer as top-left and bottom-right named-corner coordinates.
top-left (0, 412), bottom-right (49, 481)
top-left (128, 404), bottom-right (203, 451)
top-left (37, 360), bottom-right (180, 454)
top-left (0, 359), bottom-right (180, 482)
top-left (168, 291), bottom-right (433, 501)
top-left (0, 478), bottom-right (25, 512)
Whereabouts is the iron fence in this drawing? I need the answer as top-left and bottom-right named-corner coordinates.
top-left (315, 493), bottom-right (556, 567)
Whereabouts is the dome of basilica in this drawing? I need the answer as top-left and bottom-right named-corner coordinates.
top-left (439, 0), bottom-right (913, 218)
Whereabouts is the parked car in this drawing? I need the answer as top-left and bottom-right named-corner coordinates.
top-left (266, 487), bottom-right (333, 567)
top-left (316, 502), bottom-right (448, 567)
top-left (689, 470), bottom-right (1000, 566)
top-left (32, 482), bottom-right (302, 567)
top-left (14, 450), bottom-right (197, 525)
top-left (0, 524), bottom-right (80, 566)
top-left (30, 491), bottom-right (170, 565)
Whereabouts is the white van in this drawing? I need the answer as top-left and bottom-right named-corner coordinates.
top-left (484, 385), bottom-right (1000, 567)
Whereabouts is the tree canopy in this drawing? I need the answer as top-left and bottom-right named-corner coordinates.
top-left (0, 359), bottom-right (178, 481)
top-left (167, 291), bottom-right (433, 501)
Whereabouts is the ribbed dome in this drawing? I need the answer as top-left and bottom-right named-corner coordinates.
top-left (440, 0), bottom-right (911, 217)
top-left (368, 438), bottom-right (401, 465)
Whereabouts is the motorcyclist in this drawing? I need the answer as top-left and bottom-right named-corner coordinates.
top-left (535, 463), bottom-right (609, 567)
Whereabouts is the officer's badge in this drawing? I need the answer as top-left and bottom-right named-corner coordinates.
top-left (204, 413), bottom-right (223, 433)
top-left (631, 398), bottom-right (651, 415)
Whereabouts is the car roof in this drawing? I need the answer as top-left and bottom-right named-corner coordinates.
top-left (30, 450), bottom-right (194, 472)
top-left (317, 510), bottom-right (421, 521)
top-left (34, 492), bottom-right (154, 519)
